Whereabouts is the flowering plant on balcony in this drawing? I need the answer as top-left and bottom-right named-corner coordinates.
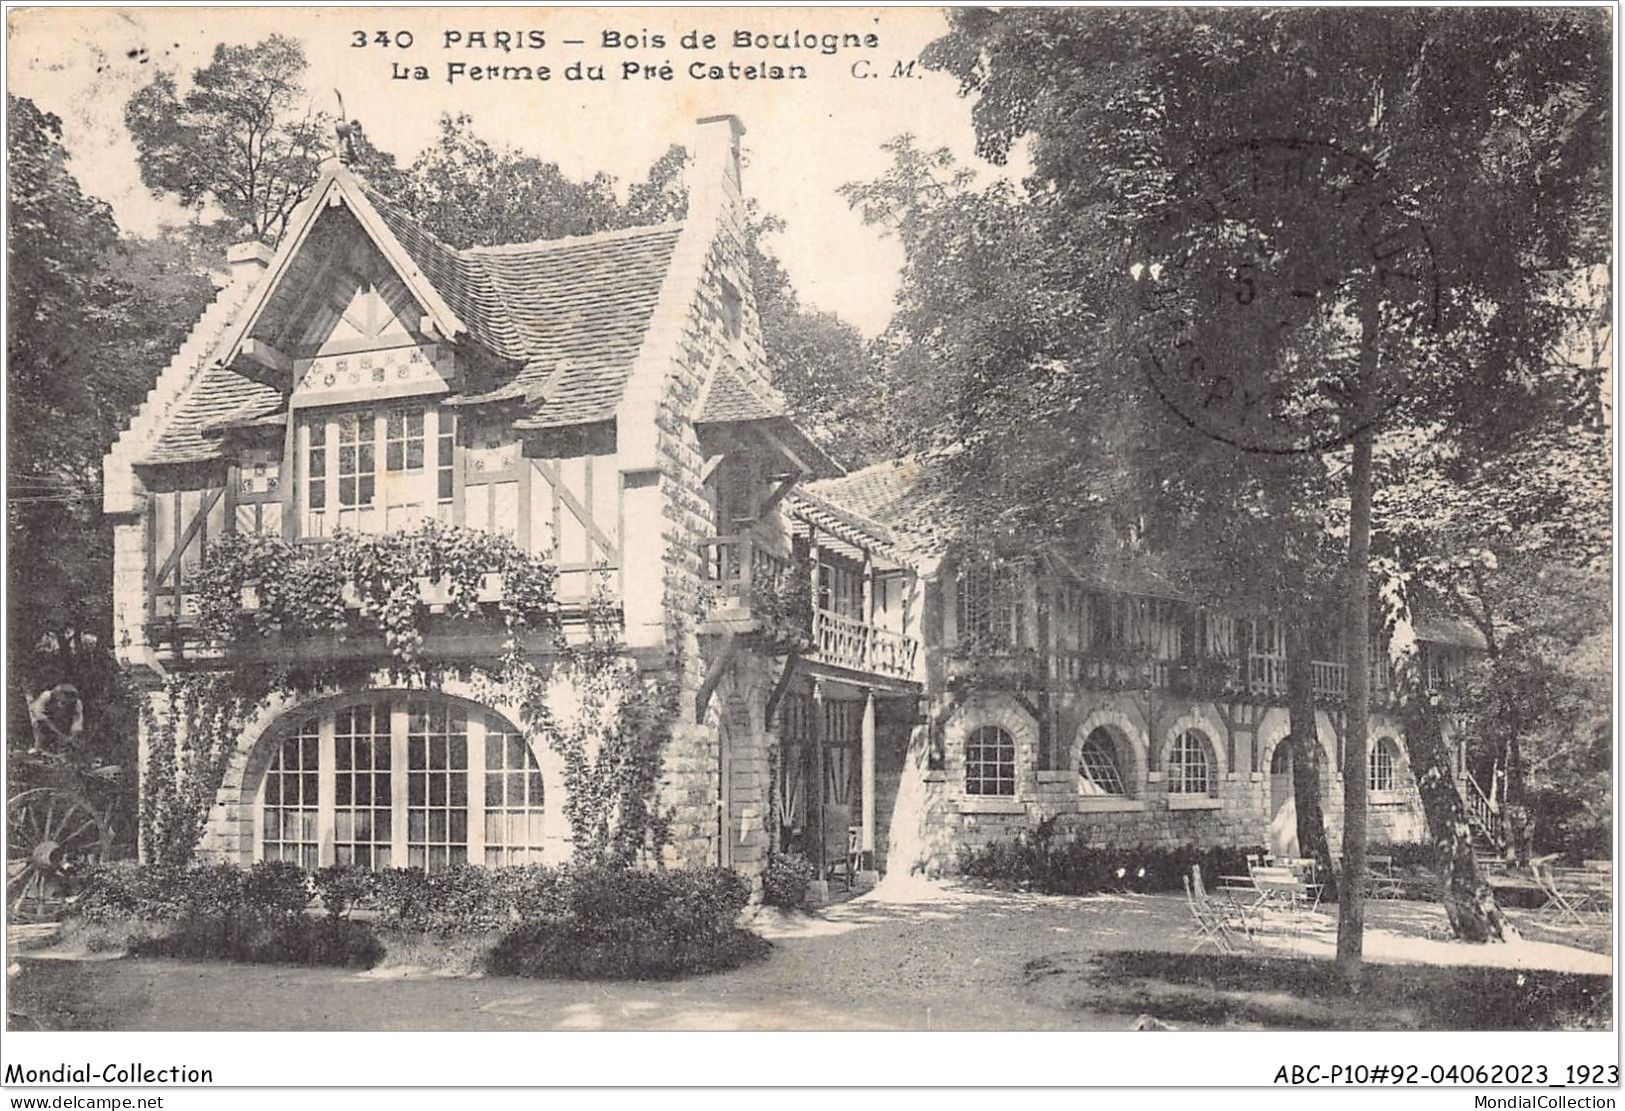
top-left (193, 520), bottom-right (559, 671)
top-left (749, 558), bottom-right (814, 655)
top-left (1172, 655), bottom-right (1242, 695)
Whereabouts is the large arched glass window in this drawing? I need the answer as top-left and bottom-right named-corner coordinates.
top-left (259, 696), bottom-right (549, 870)
top-left (965, 725), bottom-right (1016, 796)
top-left (1168, 730), bottom-right (1214, 795)
top-left (1079, 728), bottom-right (1128, 796)
top-left (1369, 737), bottom-right (1399, 792)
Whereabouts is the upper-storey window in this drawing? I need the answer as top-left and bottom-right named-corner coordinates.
top-left (301, 404), bottom-right (452, 537)
top-left (957, 559), bottom-right (1029, 653)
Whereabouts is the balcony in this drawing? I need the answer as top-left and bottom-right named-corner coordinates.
top-left (699, 535), bottom-right (920, 681)
top-left (812, 609), bottom-right (919, 681)
top-left (145, 523), bottom-right (566, 666)
top-left (950, 645), bottom-right (1399, 703)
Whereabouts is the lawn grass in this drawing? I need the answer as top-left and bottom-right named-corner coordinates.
top-left (1029, 949), bottom-right (1612, 1031)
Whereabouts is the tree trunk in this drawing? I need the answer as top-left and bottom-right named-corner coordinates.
top-left (1286, 613), bottom-right (1337, 902)
top-left (1403, 701), bottom-right (1511, 942)
top-left (1336, 427), bottom-right (1373, 985)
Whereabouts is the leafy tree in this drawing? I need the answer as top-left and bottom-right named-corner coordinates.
top-left (375, 113), bottom-right (624, 249)
top-left (622, 143), bottom-right (690, 228)
top-left (915, 7), bottom-right (1608, 973)
top-left (747, 210), bottom-right (889, 468)
top-left (125, 35), bottom-right (328, 243)
top-left (7, 98), bottom-right (216, 850)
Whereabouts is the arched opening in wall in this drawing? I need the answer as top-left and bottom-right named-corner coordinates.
top-left (1268, 742), bottom-right (1297, 859)
top-left (1167, 729), bottom-right (1216, 796)
top-left (1079, 727), bottom-right (1129, 797)
top-left (1369, 736), bottom-right (1400, 792)
top-left (965, 725), bottom-right (1016, 796)
top-left (255, 694), bottom-right (560, 871)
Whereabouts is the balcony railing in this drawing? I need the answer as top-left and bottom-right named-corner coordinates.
top-left (813, 609), bottom-right (919, 680)
top-left (700, 535), bottom-right (920, 681)
top-left (700, 534), bottom-right (789, 610)
top-left (957, 645), bottom-right (1402, 701)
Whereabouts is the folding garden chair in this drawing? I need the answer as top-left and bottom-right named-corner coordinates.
top-left (1183, 873), bottom-right (1238, 954)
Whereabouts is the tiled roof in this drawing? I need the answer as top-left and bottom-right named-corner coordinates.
top-left (144, 184), bottom-right (685, 463)
top-left (803, 455), bottom-right (956, 562)
top-left (698, 362), bottom-right (785, 424)
top-left (363, 185), bottom-right (684, 428)
top-left (140, 366), bottom-right (283, 465)
top-left (1414, 615), bottom-right (1489, 650)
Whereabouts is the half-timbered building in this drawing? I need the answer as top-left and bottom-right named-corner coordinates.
top-left (106, 114), bottom-right (1485, 893)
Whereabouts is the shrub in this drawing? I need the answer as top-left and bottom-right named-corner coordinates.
top-left (243, 861), bottom-right (312, 921)
top-left (70, 862), bottom-right (186, 925)
top-left (959, 831), bottom-right (1264, 898)
top-left (760, 853), bottom-right (817, 909)
top-left (371, 867), bottom-right (433, 928)
top-left (312, 865), bottom-right (374, 920)
top-left (488, 865), bottom-right (766, 980)
top-left (370, 865), bottom-right (563, 933)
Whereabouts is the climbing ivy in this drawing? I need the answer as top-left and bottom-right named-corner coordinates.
top-left (138, 673), bottom-right (264, 867)
top-left (194, 521), bottom-right (559, 677)
top-left (495, 585), bottom-right (678, 867)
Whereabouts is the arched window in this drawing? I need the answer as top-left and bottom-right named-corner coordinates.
top-left (1168, 730), bottom-right (1214, 795)
top-left (1079, 728), bottom-right (1127, 796)
top-left (1370, 737), bottom-right (1399, 792)
top-left (259, 696), bottom-right (550, 871)
top-left (1270, 743), bottom-right (1291, 776)
top-left (965, 725), bottom-right (1016, 796)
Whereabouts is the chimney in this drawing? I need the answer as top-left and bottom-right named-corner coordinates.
top-left (226, 240), bottom-right (274, 284)
top-left (694, 113), bottom-right (745, 193)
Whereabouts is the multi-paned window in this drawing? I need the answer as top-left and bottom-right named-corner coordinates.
top-left (406, 702), bottom-right (469, 872)
top-left (259, 697), bottom-right (552, 870)
top-left (1369, 737), bottom-right (1398, 792)
top-left (484, 720), bottom-right (547, 866)
top-left (262, 720), bottom-right (320, 868)
top-left (956, 560), bottom-right (1028, 653)
top-left (1079, 728), bottom-right (1128, 796)
top-left (333, 704), bottom-right (392, 869)
top-left (301, 404), bottom-right (450, 537)
top-left (965, 725), bottom-right (1016, 796)
top-left (1167, 730), bottom-right (1213, 795)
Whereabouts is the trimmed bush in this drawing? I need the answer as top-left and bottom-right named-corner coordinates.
top-left (312, 864), bottom-right (374, 920)
top-left (370, 865), bottom-right (564, 933)
top-left (760, 853), bottom-right (817, 909)
top-left (959, 825), bottom-right (1264, 897)
top-left (65, 860), bottom-right (764, 978)
top-left (488, 865), bottom-right (767, 980)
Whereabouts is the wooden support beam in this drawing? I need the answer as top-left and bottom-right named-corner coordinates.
top-left (694, 632), bottom-right (739, 723)
top-left (755, 425), bottom-right (812, 477)
top-left (152, 485), bottom-right (227, 586)
top-left (764, 653), bottom-right (800, 725)
top-left (860, 688), bottom-right (876, 863)
top-left (699, 453), bottom-right (726, 485)
top-left (760, 474), bottom-right (797, 516)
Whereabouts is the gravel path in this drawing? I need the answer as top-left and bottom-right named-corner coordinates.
top-left (8, 879), bottom-right (1610, 1031)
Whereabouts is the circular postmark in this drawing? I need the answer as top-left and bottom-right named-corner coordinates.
top-left (1130, 138), bottom-right (1439, 454)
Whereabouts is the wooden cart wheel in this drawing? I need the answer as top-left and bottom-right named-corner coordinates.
top-left (7, 788), bottom-right (108, 919)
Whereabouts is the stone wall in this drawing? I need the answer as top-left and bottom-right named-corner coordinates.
top-left (640, 116), bottom-right (787, 877)
top-left (902, 683), bottom-right (1432, 875)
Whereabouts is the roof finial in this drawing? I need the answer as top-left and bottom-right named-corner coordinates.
top-left (333, 89), bottom-right (361, 165)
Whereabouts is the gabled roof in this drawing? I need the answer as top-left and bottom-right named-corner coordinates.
top-left (802, 454), bottom-right (956, 563)
top-left (696, 363), bottom-right (843, 480)
top-left (140, 164), bottom-right (686, 464)
top-left (142, 367), bottom-right (283, 465)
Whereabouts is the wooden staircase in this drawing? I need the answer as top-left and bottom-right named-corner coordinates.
top-left (1462, 771), bottom-right (1508, 858)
